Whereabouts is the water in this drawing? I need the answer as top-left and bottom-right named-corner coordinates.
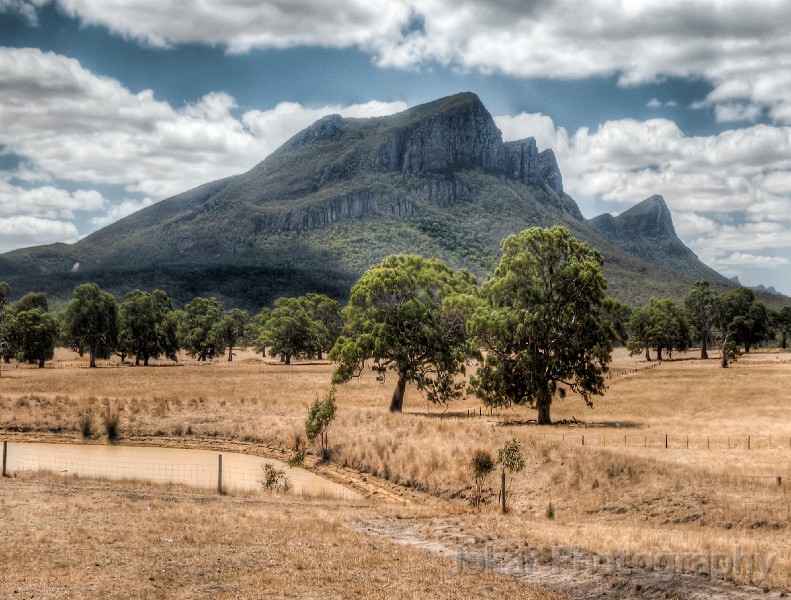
top-left (4, 442), bottom-right (360, 501)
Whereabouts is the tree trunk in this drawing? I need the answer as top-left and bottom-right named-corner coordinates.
top-left (389, 373), bottom-right (407, 412)
top-left (501, 469), bottom-right (507, 514)
top-left (38, 357), bottom-right (45, 368)
top-left (656, 347), bottom-right (663, 362)
top-left (227, 345), bottom-right (233, 362)
top-left (744, 341), bottom-right (751, 353)
top-left (721, 349), bottom-right (728, 368)
top-left (199, 349), bottom-right (207, 362)
top-left (317, 350), bottom-right (323, 360)
top-left (284, 354), bottom-right (291, 365)
top-left (644, 346), bottom-right (651, 361)
top-left (537, 391), bottom-right (552, 425)
top-left (144, 355), bottom-right (150, 366)
top-left (783, 333), bottom-right (788, 350)
top-left (135, 354), bottom-right (140, 366)
top-left (701, 335), bottom-right (708, 359)
top-left (89, 348), bottom-right (97, 368)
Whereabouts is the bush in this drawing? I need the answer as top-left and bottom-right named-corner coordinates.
top-left (261, 463), bottom-right (291, 492)
top-left (305, 386), bottom-right (337, 459)
top-left (470, 449), bottom-right (494, 509)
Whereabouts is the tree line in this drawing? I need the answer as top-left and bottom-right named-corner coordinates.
top-left (0, 282), bottom-right (344, 370)
top-left (2, 226), bottom-right (789, 425)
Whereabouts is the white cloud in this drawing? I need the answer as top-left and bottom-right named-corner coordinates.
top-left (0, 178), bottom-right (104, 219)
top-left (14, 1), bottom-right (791, 125)
top-left (494, 108), bottom-right (791, 287)
top-left (646, 98), bottom-right (662, 109)
top-left (716, 252), bottom-right (790, 267)
top-left (0, 48), bottom-right (406, 199)
top-left (89, 197), bottom-right (154, 228)
top-left (0, 215), bottom-right (79, 252)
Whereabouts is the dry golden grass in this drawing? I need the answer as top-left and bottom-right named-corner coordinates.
top-left (2, 346), bottom-right (791, 593)
top-left (0, 475), bottom-right (560, 599)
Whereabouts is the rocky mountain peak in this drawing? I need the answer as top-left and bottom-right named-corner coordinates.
top-left (619, 194), bottom-right (676, 238)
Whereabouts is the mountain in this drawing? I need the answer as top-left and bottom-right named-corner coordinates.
top-left (730, 277), bottom-right (782, 296)
top-left (588, 195), bottom-right (725, 281)
top-left (0, 92), bottom-right (778, 310)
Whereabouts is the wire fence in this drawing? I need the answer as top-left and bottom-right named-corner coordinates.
top-left (0, 441), bottom-right (360, 501)
top-left (526, 433), bottom-right (791, 451)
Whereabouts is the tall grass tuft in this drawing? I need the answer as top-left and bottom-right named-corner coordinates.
top-left (78, 413), bottom-right (93, 438)
top-left (103, 405), bottom-right (121, 441)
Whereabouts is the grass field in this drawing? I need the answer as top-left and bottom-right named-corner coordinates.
top-left (2, 346), bottom-right (791, 596)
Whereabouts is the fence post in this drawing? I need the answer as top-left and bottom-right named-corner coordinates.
top-left (582, 435), bottom-right (585, 446)
top-left (2, 441), bottom-right (6, 477)
top-left (217, 454), bottom-right (223, 495)
top-left (777, 476), bottom-right (782, 487)
top-left (665, 434), bottom-right (668, 449)
top-left (747, 436), bottom-right (750, 450)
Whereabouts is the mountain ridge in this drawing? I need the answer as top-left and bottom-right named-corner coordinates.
top-left (1, 92), bottom-right (783, 311)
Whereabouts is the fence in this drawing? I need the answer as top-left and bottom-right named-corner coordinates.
top-left (527, 433), bottom-right (791, 451)
top-left (0, 441), bottom-right (360, 501)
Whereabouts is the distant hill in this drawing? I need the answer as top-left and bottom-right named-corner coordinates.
top-left (0, 92), bottom-right (784, 311)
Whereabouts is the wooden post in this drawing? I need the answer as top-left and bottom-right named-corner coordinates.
top-left (501, 470), bottom-right (506, 514)
top-left (747, 435), bottom-right (750, 450)
top-left (686, 436), bottom-right (689, 449)
top-left (582, 435), bottom-right (585, 446)
top-left (2, 441), bottom-right (6, 477)
top-left (665, 434), bottom-right (668, 449)
top-left (777, 476), bottom-right (782, 487)
top-left (707, 436), bottom-right (710, 449)
top-left (624, 435), bottom-right (627, 447)
top-left (217, 454), bottom-right (223, 495)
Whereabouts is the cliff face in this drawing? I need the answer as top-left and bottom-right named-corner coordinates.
top-left (589, 195), bottom-right (723, 280)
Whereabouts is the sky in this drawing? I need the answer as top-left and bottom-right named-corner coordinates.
top-left (1, 1), bottom-right (790, 295)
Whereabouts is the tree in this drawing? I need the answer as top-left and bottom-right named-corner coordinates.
top-left (330, 254), bottom-right (477, 412)
top-left (627, 299), bottom-right (691, 361)
top-left (118, 289), bottom-right (179, 365)
top-left (469, 227), bottom-right (613, 425)
top-left (300, 293), bottom-right (344, 359)
top-left (0, 282), bottom-right (10, 371)
top-left (770, 307), bottom-right (791, 349)
top-left (256, 297), bottom-right (322, 364)
top-left (600, 298), bottom-right (631, 346)
top-left (11, 292), bottom-right (49, 314)
top-left (305, 386), bottom-right (338, 459)
top-left (497, 439), bottom-right (525, 514)
top-left (8, 308), bottom-right (59, 368)
top-left (716, 288), bottom-right (768, 354)
top-left (62, 283), bottom-right (118, 368)
top-left (470, 449), bottom-right (494, 509)
top-left (177, 297), bottom-right (224, 361)
top-left (211, 308), bottom-right (249, 361)
top-left (684, 279), bottom-right (717, 359)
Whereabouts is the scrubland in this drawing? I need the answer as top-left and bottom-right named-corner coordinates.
top-left (2, 347), bottom-right (791, 596)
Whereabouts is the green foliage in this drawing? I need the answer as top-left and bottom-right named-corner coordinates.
top-left (330, 254), bottom-right (477, 412)
top-left (211, 308), bottom-right (249, 361)
top-left (627, 298), bottom-right (691, 361)
top-left (0, 281), bottom-right (11, 367)
top-left (770, 306), bottom-right (791, 349)
top-left (713, 287), bottom-right (769, 364)
top-left (546, 501), bottom-right (556, 520)
top-left (62, 283), bottom-right (118, 368)
top-left (255, 296), bottom-right (324, 364)
top-left (600, 297), bottom-right (631, 346)
top-left (305, 386), bottom-right (338, 459)
top-left (497, 439), bottom-right (525, 474)
top-left (469, 226), bottom-right (614, 425)
top-left (103, 404), bottom-right (121, 441)
top-left (11, 292), bottom-right (48, 314)
top-left (684, 279), bottom-right (718, 359)
top-left (7, 308), bottom-right (59, 367)
top-left (177, 296), bottom-right (224, 361)
top-left (118, 289), bottom-right (179, 365)
top-left (470, 449), bottom-right (494, 508)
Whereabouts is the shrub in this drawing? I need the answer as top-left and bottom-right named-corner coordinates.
top-left (470, 449), bottom-right (494, 509)
top-left (261, 463), bottom-right (291, 492)
top-left (305, 386), bottom-right (337, 459)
